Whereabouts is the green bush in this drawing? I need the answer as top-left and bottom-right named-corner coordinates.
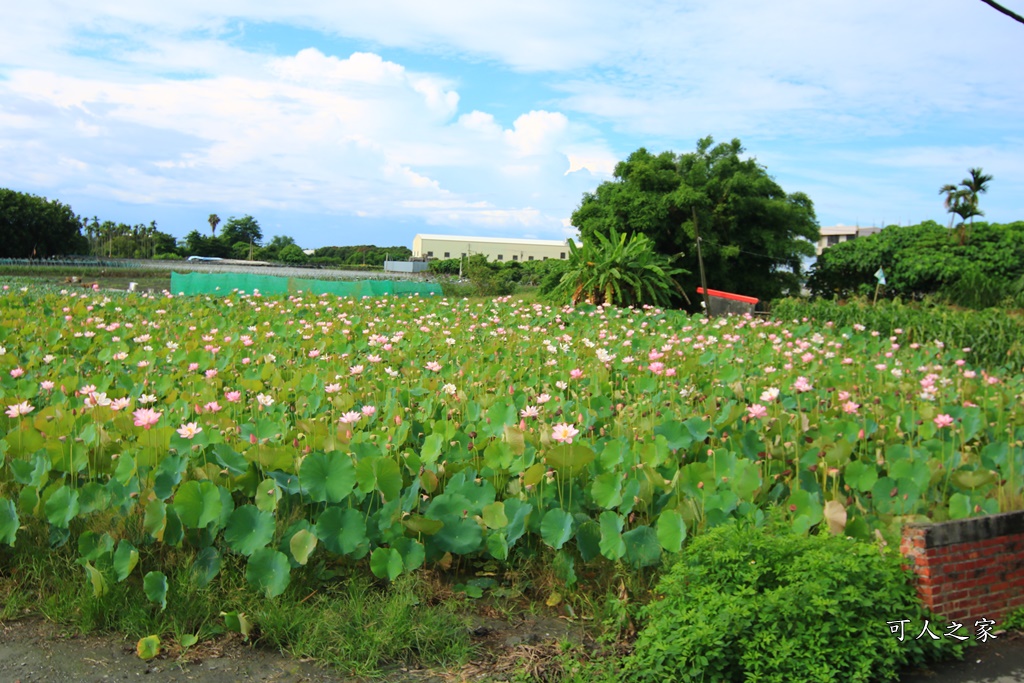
top-left (622, 520), bottom-right (966, 683)
top-left (1002, 606), bottom-right (1024, 633)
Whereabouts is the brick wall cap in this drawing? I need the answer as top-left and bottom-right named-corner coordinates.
top-left (903, 510), bottom-right (1024, 548)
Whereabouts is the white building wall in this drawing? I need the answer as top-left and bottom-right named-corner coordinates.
top-left (412, 235), bottom-right (570, 262)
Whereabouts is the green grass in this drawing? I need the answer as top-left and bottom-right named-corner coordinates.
top-left (0, 266), bottom-right (172, 292)
top-left (0, 525), bottom-right (474, 678)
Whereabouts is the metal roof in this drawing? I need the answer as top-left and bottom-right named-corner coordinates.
top-left (414, 234), bottom-right (568, 247)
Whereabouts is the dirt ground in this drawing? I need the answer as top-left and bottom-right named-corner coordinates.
top-left (899, 630), bottom-right (1024, 683)
top-left (0, 613), bottom-right (583, 683)
top-left (2, 616), bottom-right (1022, 683)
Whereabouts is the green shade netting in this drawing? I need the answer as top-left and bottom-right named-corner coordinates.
top-left (170, 272), bottom-right (441, 298)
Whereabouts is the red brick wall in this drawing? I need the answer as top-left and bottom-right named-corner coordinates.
top-left (900, 510), bottom-right (1024, 624)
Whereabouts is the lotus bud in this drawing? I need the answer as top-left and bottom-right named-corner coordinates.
top-left (250, 432), bottom-right (257, 444)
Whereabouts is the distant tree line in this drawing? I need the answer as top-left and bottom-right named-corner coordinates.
top-left (0, 189), bottom-right (88, 258)
top-left (0, 187), bottom-right (417, 269)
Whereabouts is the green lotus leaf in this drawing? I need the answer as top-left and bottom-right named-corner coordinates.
top-left (245, 548), bottom-right (291, 598)
top-left (288, 528), bottom-right (317, 566)
top-left (623, 525), bottom-right (661, 568)
top-left (299, 451), bottom-right (355, 503)
top-left (113, 540), bottom-right (139, 581)
top-left (44, 485), bottom-right (79, 528)
top-left (656, 509), bottom-right (686, 553)
top-left (0, 497), bottom-right (18, 547)
top-left (224, 505), bottom-right (276, 556)
top-left (540, 508), bottom-right (574, 550)
top-left (144, 571), bottom-right (168, 611)
top-left (370, 547), bottom-right (404, 581)
top-left (192, 546), bottom-right (222, 588)
top-left (172, 480), bottom-right (222, 529)
top-left (315, 506), bottom-right (369, 558)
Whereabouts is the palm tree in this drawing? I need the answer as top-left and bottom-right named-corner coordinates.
top-left (552, 228), bottom-right (690, 308)
top-left (939, 184), bottom-right (961, 229)
top-left (960, 167), bottom-right (992, 233)
top-left (208, 213), bottom-right (220, 238)
top-left (940, 168), bottom-right (993, 245)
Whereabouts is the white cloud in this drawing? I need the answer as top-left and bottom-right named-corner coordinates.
top-left (1, 1), bottom-right (1021, 241)
top-left (0, 27), bottom-right (611, 239)
top-left (504, 111), bottom-right (568, 156)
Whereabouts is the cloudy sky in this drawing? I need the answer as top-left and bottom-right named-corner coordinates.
top-left (1, 1), bottom-right (1022, 249)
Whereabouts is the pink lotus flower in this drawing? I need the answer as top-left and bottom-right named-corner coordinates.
top-left (338, 411), bottom-right (362, 424)
top-left (188, 363), bottom-right (199, 372)
top-left (792, 377), bottom-right (813, 393)
top-left (842, 401), bottom-right (860, 415)
top-left (747, 404), bottom-right (768, 420)
top-left (425, 361), bottom-right (442, 372)
top-left (569, 368), bottom-right (584, 379)
top-left (40, 380), bottom-right (55, 391)
top-left (133, 408), bottom-right (162, 429)
top-left (551, 422), bottom-right (580, 444)
top-left (205, 369), bottom-right (218, 378)
top-left (5, 401), bottom-right (33, 419)
top-left (325, 383), bottom-right (341, 394)
top-left (176, 422), bottom-right (203, 439)
top-left (256, 393), bottom-right (274, 407)
top-left (10, 367), bottom-right (24, 378)
top-left (536, 393), bottom-right (552, 404)
top-left (520, 405), bottom-right (541, 418)
top-left (224, 390), bottom-right (242, 403)
top-left (934, 414), bottom-right (955, 429)
top-left (110, 397), bottom-right (132, 411)
top-left (203, 401), bottom-right (222, 413)
top-left (361, 405), bottom-right (376, 416)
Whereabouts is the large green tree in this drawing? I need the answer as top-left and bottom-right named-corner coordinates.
top-left (219, 215), bottom-right (263, 251)
top-left (0, 188), bottom-right (87, 257)
top-left (572, 138), bottom-right (819, 307)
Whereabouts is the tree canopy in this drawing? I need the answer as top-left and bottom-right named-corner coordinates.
top-left (220, 215), bottom-right (263, 248)
top-left (572, 137), bottom-right (819, 307)
top-left (0, 188), bottom-right (87, 258)
top-left (808, 220), bottom-right (1024, 307)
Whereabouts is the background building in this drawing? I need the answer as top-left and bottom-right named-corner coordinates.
top-left (816, 225), bottom-right (881, 255)
top-left (412, 234), bottom-right (570, 263)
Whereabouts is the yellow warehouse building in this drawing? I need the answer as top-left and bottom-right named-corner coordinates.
top-left (412, 234), bottom-right (570, 263)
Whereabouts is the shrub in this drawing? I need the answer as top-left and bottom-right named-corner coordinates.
top-left (622, 519), bottom-right (966, 683)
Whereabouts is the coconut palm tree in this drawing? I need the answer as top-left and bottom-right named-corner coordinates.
top-left (208, 213), bottom-right (220, 238)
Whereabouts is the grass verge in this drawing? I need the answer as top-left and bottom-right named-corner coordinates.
top-left (0, 532), bottom-right (474, 678)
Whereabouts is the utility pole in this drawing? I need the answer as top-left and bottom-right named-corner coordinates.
top-left (693, 207), bottom-right (712, 316)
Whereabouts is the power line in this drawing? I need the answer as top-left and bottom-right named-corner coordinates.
top-left (978, 0), bottom-right (1024, 25)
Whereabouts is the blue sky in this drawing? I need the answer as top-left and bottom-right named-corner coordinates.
top-left (1, 1), bottom-right (1022, 250)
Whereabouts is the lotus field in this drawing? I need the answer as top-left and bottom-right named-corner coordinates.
top-left (0, 287), bottom-right (1022, 601)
